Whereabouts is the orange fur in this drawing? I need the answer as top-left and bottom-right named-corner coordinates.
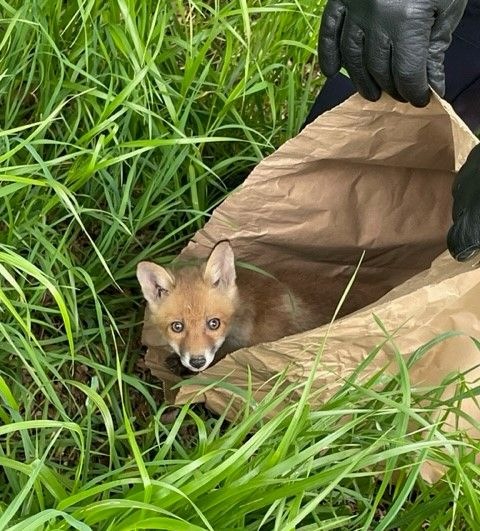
top-left (137, 241), bottom-right (318, 372)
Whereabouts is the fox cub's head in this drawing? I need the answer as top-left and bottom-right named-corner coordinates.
top-left (137, 241), bottom-right (238, 372)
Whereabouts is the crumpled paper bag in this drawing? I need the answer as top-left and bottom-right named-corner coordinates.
top-left (143, 92), bottom-right (480, 479)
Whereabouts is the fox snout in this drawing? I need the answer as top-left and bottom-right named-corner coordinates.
top-left (189, 356), bottom-right (206, 369)
top-left (177, 347), bottom-right (217, 372)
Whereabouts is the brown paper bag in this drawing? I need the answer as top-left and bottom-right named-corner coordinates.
top-left (143, 93), bottom-right (480, 452)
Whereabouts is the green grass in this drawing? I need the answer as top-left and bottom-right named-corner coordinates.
top-left (1, 0), bottom-right (480, 529)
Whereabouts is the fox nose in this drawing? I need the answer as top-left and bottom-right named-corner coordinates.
top-left (190, 356), bottom-right (206, 369)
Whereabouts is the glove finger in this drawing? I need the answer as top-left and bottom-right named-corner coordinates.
top-left (451, 145), bottom-right (480, 214)
top-left (428, 0), bottom-right (468, 97)
top-left (392, 34), bottom-right (431, 107)
top-left (319, 0), bottom-right (346, 77)
top-left (447, 213), bottom-right (480, 262)
top-left (448, 144), bottom-right (480, 261)
top-left (340, 19), bottom-right (381, 102)
top-left (427, 48), bottom-right (446, 97)
top-left (366, 33), bottom-right (406, 103)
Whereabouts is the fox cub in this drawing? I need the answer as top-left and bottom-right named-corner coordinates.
top-left (137, 241), bottom-right (317, 373)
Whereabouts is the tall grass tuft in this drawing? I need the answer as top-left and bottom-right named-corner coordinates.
top-left (1, 0), bottom-right (479, 529)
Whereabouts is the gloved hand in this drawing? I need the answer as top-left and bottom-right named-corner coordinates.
top-left (448, 144), bottom-right (480, 261)
top-left (319, 0), bottom-right (468, 107)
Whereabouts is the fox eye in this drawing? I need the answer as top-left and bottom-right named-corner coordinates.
top-left (207, 318), bottom-right (221, 330)
top-left (170, 321), bottom-right (184, 333)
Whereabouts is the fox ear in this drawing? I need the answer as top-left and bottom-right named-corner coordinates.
top-left (136, 261), bottom-right (175, 305)
top-left (204, 241), bottom-right (236, 289)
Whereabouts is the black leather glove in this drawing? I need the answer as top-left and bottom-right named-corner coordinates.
top-left (448, 144), bottom-right (480, 261)
top-left (319, 0), bottom-right (468, 107)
